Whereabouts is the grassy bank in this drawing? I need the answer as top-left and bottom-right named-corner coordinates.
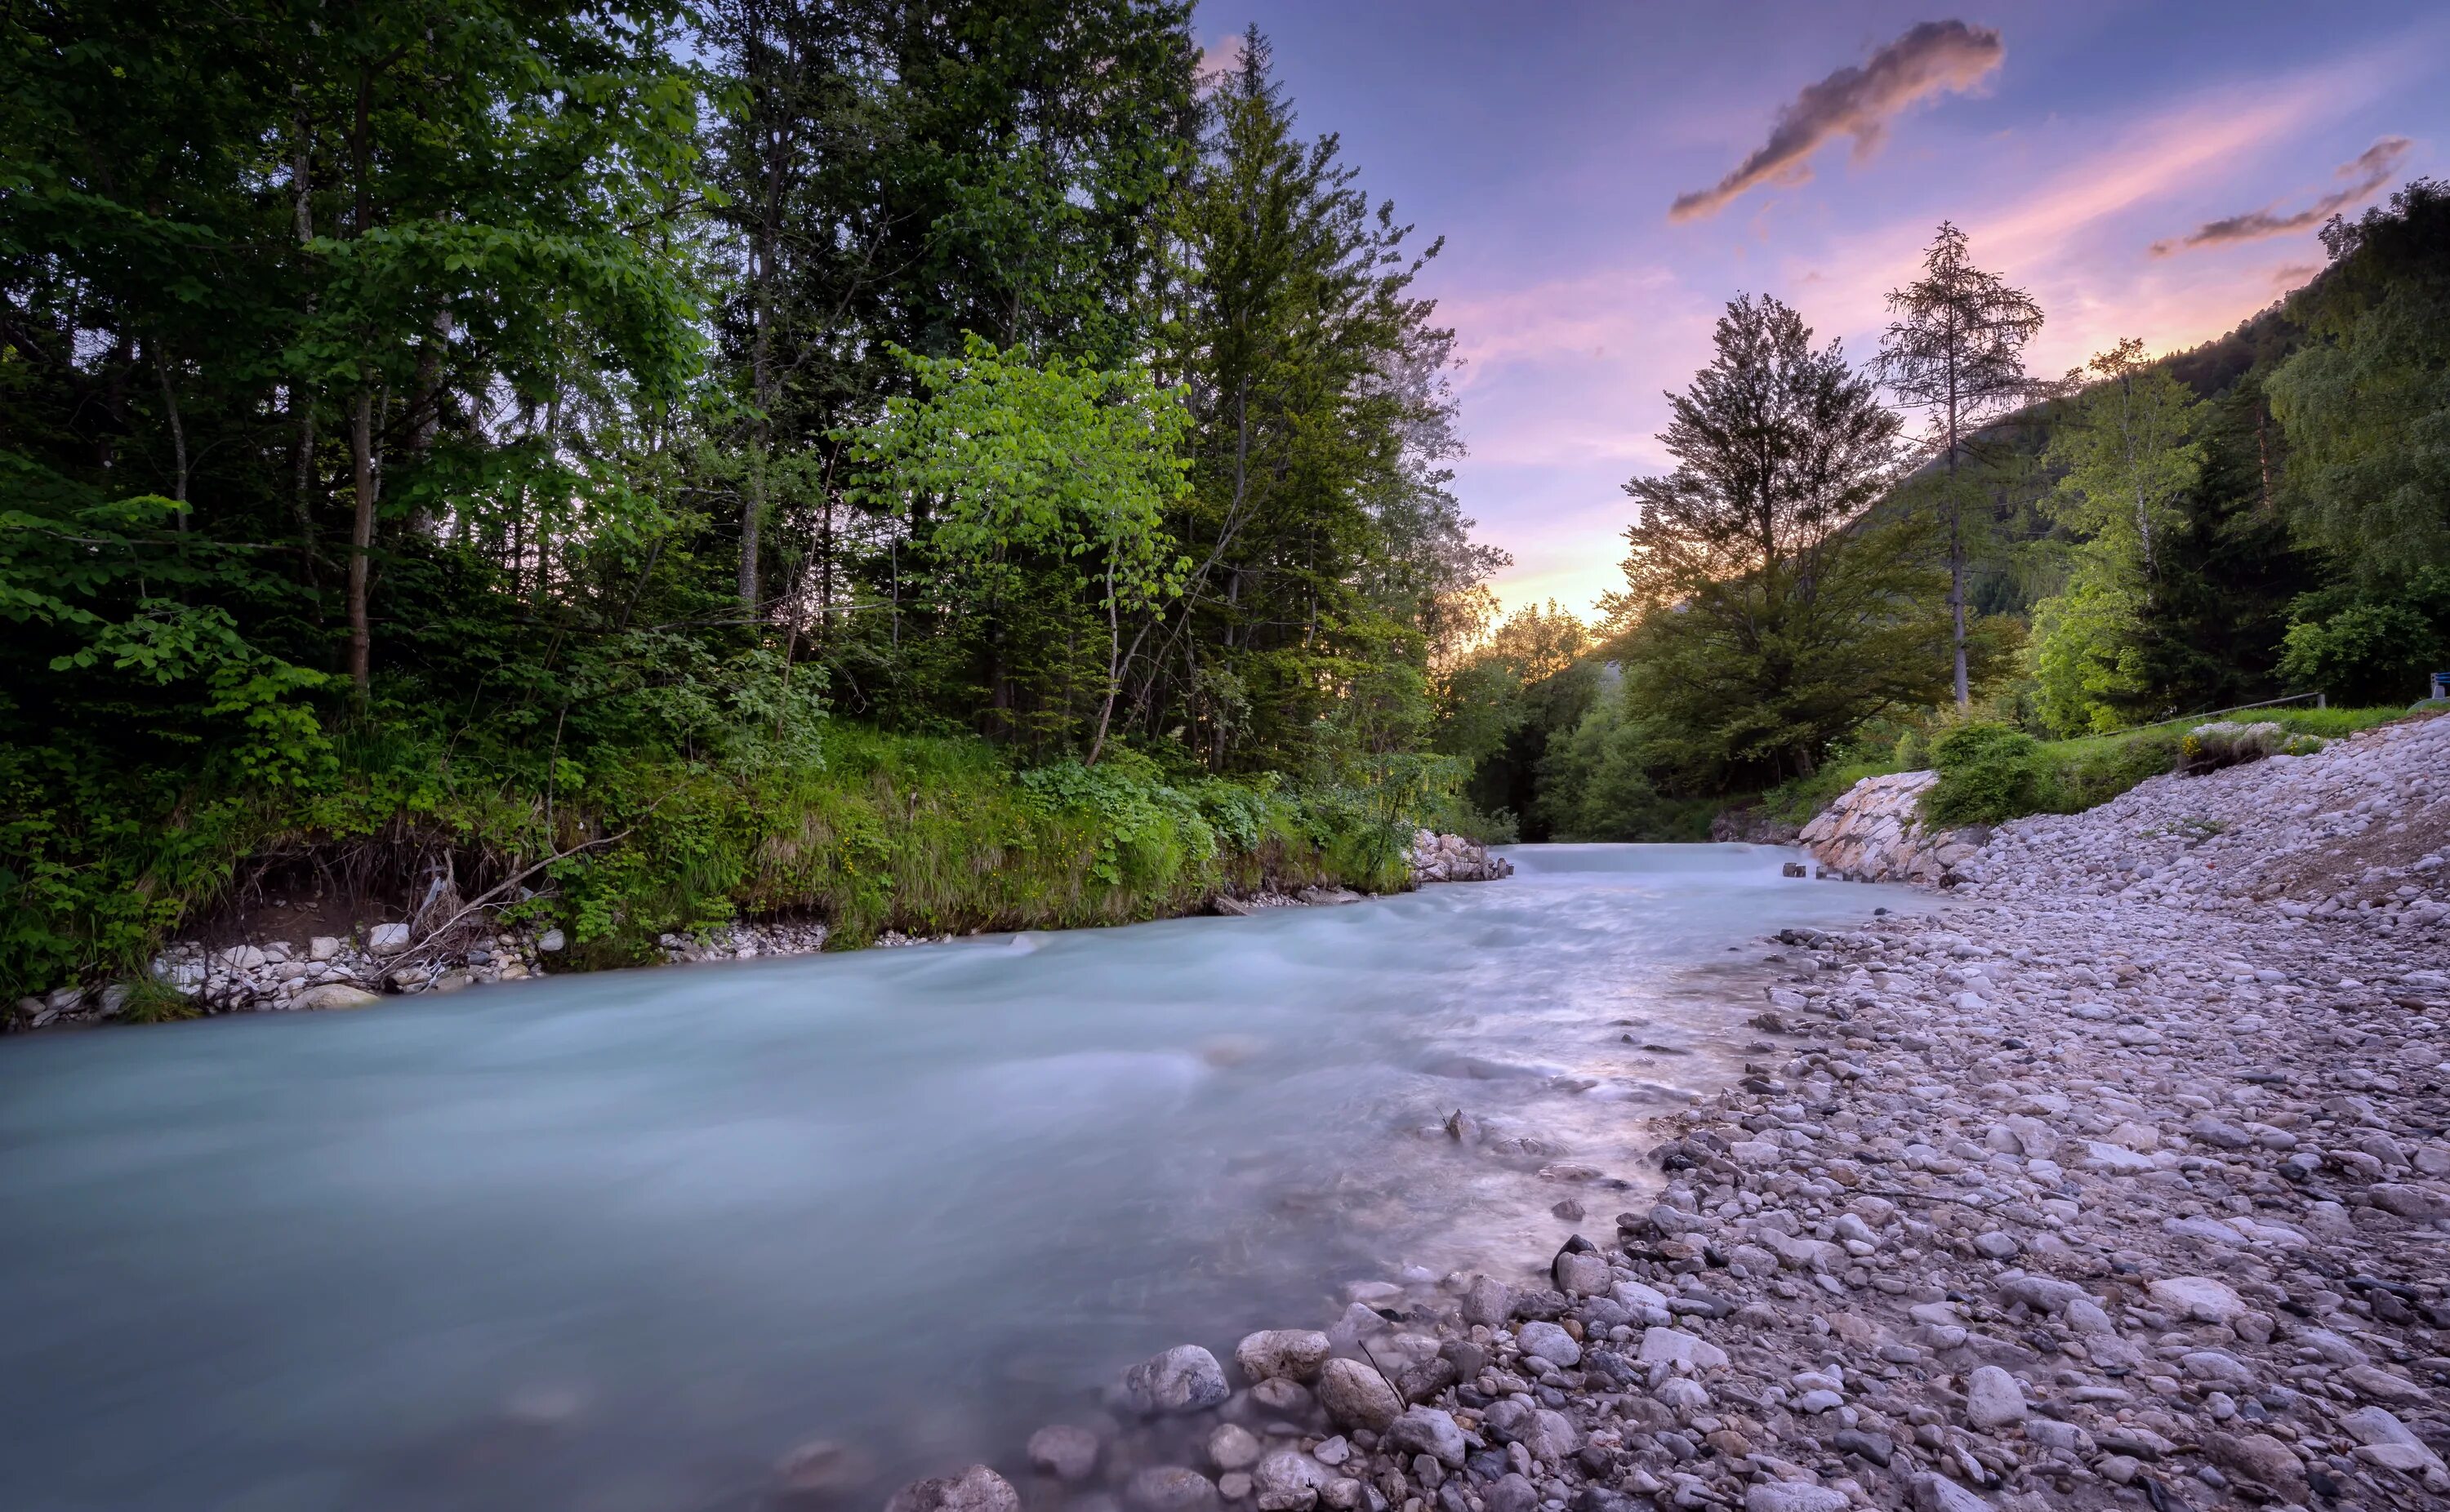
top-left (2, 723), bottom-right (1433, 1007)
top-left (1757, 705), bottom-right (2412, 834)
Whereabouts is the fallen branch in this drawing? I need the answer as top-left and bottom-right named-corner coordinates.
top-left (385, 829), bottom-right (628, 975)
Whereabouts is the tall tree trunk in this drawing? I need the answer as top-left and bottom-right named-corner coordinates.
top-left (154, 348), bottom-right (189, 526)
top-left (1946, 362), bottom-right (1968, 709)
top-left (289, 100), bottom-right (321, 593)
top-left (348, 389), bottom-right (379, 699)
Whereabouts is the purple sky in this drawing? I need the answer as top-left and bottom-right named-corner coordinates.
top-left (1195, 2), bottom-right (2450, 620)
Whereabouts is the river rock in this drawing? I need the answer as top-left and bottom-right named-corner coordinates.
top-left (2146, 1275), bottom-right (2244, 1324)
top-left (1126, 1466), bottom-right (1220, 1512)
top-left (1314, 1358), bottom-right (1401, 1430)
top-left (1028, 1425), bottom-right (1102, 1482)
top-left (294, 983), bottom-right (381, 1010)
top-left (1909, 1474), bottom-right (1993, 1512)
top-left (1385, 1405), bottom-right (1468, 1468)
top-left (1461, 1274), bottom-right (1511, 1327)
top-left (1486, 1474), bottom-right (1537, 1512)
top-left (1250, 1452), bottom-right (1330, 1512)
top-left (1235, 1328), bottom-right (1332, 1383)
top-left (1517, 1320), bottom-right (1580, 1367)
top-left (887, 1465), bottom-right (1021, 1512)
top-left (1743, 1483), bottom-right (1846, 1512)
top-left (2203, 1431), bottom-right (2307, 1498)
top-left (1962, 1365), bottom-right (2025, 1428)
top-left (365, 923), bottom-right (411, 954)
top-left (1552, 1249), bottom-right (1611, 1296)
top-left (1124, 1345), bottom-right (1230, 1415)
top-left (1637, 1327), bottom-right (1727, 1371)
top-left (1206, 1424), bottom-right (1261, 1473)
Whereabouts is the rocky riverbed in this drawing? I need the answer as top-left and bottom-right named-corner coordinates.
top-left (905, 716), bottom-right (2450, 1512)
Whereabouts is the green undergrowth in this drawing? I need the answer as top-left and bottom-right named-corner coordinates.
top-left (1, 722), bottom-right (1426, 1001)
top-left (1753, 705), bottom-right (2412, 834)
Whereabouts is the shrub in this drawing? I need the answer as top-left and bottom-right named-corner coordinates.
top-left (1922, 723), bottom-right (2056, 828)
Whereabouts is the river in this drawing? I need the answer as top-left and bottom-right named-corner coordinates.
top-left (0, 844), bottom-right (1918, 1512)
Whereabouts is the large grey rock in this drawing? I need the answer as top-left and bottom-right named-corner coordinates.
top-left (1963, 1365), bottom-right (2025, 1428)
top-left (294, 983), bottom-right (381, 1010)
top-left (1235, 1329), bottom-right (1332, 1383)
top-left (1314, 1358), bottom-right (1401, 1430)
top-left (2203, 1432), bottom-right (2307, 1497)
top-left (1384, 1406), bottom-right (1468, 1468)
top-left (365, 923), bottom-right (411, 954)
top-left (2146, 1275), bottom-right (2244, 1323)
top-left (1516, 1320), bottom-right (1580, 1367)
top-left (1481, 1399), bottom-right (1578, 1461)
top-left (1485, 1475), bottom-right (1537, 1512)
top-left (1249, 1452), bottom-right (1330, 1512)
top-left (1637, 1327), bottom-right (1727, 1370)
top-left (1744, 1484), bottom-right (1848, 1512)
top-left (887, 1466), bottom-right (1022, 1512)
top-left (1909, 1475), bottom-right (1993, 1512)
top-left (1552, 1250), bottom-right (1611, 1296)
top-left (1123, 1345), bottom-right (1229, 1415)
top-left (1460, 1274), bottom-right (1511, 1327)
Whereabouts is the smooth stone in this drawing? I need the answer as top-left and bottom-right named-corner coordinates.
top-left (1517, 1320), bottom-right (1581, 1367)
top-left (1236, 1329), bottom-right (1333, 1384)
top-left (1964, 1365), bottom-right (2025, 1429)
top-left (1125, 1345), bottom-right (1231, 1416)
top-left (1385, 1406), bottom-right (1468, 1468)
top-left (1126, 1466), bottom-right (1221, 1512)
top-left (1315, 1358), bottom-right (1401, 1430)
top-left (1027, 1425), bottom-right (1102, 1483)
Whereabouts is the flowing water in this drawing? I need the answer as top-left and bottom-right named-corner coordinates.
top-left (0, 844), bottom-right (1919, 1512)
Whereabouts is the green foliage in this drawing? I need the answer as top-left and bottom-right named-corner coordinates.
top-left (2266, 180), bottom-right (2450, 584)
top-left (2025, 340), bottom-right (2211, 735)
top-left (1922, 723), bottom-right (2056, 827)
top-left (0, 9), bottom-right (1512, 1008)
top-left (2277, 568), bottom-right (2450, 705)
top-left (1607, 295), bottom-right (1957, 789)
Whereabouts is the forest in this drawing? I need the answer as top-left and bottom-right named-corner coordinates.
top-left (1457, 184), bottom-right (2450, 843)
top-left (4, 1), bottom-right (2448, 1007)
top-left (0, 2), bottom-right (1522, 1002)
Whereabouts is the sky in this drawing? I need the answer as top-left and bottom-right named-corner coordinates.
top-left (1192, 0), bottom-right (2450, 621)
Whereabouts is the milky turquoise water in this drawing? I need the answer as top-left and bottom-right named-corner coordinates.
top-left (0, 844), bottom-right (1916, 1512)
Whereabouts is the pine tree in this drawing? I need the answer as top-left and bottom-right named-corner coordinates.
top-left (1878, 223), bottom-right (2044, 708)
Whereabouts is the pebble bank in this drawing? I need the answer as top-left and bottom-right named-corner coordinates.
top-left (913, 714), bottom-right (2450, 1512)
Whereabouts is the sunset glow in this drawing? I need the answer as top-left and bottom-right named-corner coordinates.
top-left (1205, 1), bottom-right (2450, 618)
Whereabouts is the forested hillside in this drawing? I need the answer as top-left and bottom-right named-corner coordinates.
top-left (0, 3), bottom-right (1508, 1004)
top-left (1452, 185), bottom-right (2450, 841)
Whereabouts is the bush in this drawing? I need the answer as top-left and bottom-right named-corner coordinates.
top-left (2277, 569), bottom-right (2450, 705)
top-left (1922, 723), bottom-right (2057, 828)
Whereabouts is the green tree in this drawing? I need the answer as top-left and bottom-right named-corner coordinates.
top-left (846, 336), bottom-right (1192, 759)
top-left (2027, 340), bottom-right (2207, 732)
top-left (1877, 222), bottom-right (2045, 707)
top-left (2265, 179), bottom-right (2450, 585)
top-left (1606, 295), bottom-right (1949, 785)
top-left (1146, 27), bottom-right (1460, 772)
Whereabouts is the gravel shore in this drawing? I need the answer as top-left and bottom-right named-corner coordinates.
top-left (905, 714), bottom-right (2450, 1512)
